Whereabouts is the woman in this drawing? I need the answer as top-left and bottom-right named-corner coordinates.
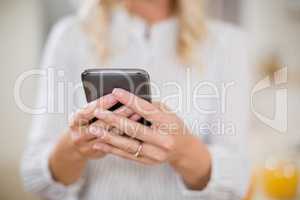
top-left (22, 0), bottom-right (252, 199)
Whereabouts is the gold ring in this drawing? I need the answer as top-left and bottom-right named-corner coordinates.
top-left (134, 143), bottom-right (143, 158)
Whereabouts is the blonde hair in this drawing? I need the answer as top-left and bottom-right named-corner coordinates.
top-left (80, 0), bottom-right (206, 64)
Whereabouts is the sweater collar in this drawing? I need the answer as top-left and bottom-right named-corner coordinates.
top-left (111, 8), bottom-right (179, 56)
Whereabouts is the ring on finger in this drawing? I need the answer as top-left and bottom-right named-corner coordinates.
top-left (134, 142), bottom-right (143, 158)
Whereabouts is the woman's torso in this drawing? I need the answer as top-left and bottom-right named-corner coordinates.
top-left (45, 9), bottom-right (250, 199)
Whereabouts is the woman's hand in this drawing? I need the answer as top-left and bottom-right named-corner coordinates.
top-left (67, 94), bottom-right (118, 160)
top-left (49, 94), bottom-right (138, 185)
top-left (90, 88), bottom-right (212, 190)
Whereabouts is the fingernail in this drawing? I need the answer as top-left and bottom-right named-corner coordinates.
top-left (89, 125), bottom-right (103, 137)
top-left (112, 88), bottom-right (124, 97)
top-left (94, 109), bottom-right (109, 119)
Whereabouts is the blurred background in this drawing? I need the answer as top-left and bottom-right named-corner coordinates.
top-left (0, 0), bottom-right (299, 199)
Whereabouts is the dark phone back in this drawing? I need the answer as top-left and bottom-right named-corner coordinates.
top-left (81, 68), bottom-right (152, 125)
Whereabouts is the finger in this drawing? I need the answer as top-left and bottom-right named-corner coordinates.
top-left (70, 94), bottom-right (118, 127)
top-left (112, 106), bottom-right (135, 134)
top-left (86, 106), bottom-right (135, 138)
top-left (94, 131), bottom-right (168, 162)
top-left (71, 126), bottom-right (98, 145)
top-left (129, 113), bottom-right (142, 121)
top-left (94, 109), bottom-right (171, 148)
top-left (88, 121), bottom-right (111, 137)
top-left (112, 88), bottom-right (161, 121)
top-left (99, 130), bottom-right (141, 154)
top-left (114, 106), bottom-right (134, 117)
top-left (89, 117), bottom-right (125, 137)
top-left (152, 101), bottom-right (172, 113)
top-left (80, 138), bottom-right (108, 158)
top-left (93, 143), bottom-right (157, 165)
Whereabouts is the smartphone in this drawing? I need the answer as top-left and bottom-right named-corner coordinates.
top-left (81, 68), bottom-right (152, 125)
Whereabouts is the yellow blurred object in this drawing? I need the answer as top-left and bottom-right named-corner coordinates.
top-left (261, 160), bottom-right (299, 199)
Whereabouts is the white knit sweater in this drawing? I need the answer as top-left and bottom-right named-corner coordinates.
top-left (21, 8), bottom-right (252, 200)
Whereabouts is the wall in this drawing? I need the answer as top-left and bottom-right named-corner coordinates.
top-left (0, 1), bottom-right (42, 199)
top-left (242, 0), bottom-right (300, 74)
top-left (242, 1), bottom-right (300, 199)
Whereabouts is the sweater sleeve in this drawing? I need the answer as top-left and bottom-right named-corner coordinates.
top-left (21, 16), bottom-right (85, 200)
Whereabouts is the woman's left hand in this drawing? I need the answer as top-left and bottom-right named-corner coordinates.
top-left (90, 88), bottom-right (212, 190)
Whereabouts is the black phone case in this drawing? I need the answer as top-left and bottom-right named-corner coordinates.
top-left (81, 68), bottom-right (152, 126)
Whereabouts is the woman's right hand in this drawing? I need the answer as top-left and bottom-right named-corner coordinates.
top-left (49, 94), bottom-right (139, 185)
top-left (68, 94), bottom-right (119, 160)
